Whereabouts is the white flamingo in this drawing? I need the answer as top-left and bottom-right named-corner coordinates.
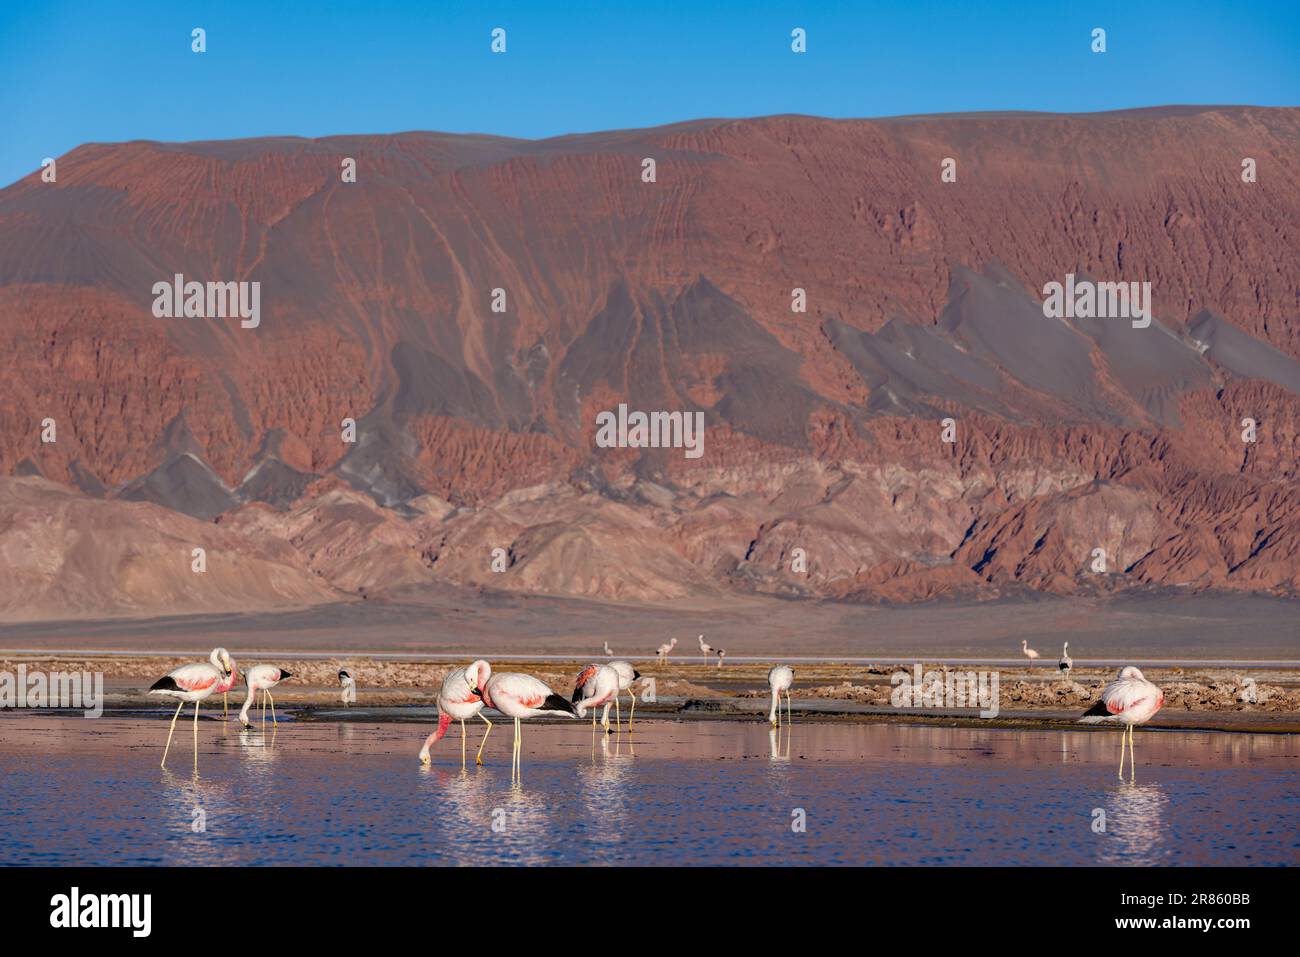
top-left (1058, 642), bottom-right (1073, 678)
top-left (655, 638), bottom-right (677, 667)
top-left (697, 634), bottom-right (714, 661)
top-left (239, 665), bottom-right (292, 728)
top-left (716, 648), bottom-right (726, 668)
top-left (602, 641), bottom-right (614, 657)
top-left (768, 665), bottom-right (794, 727)
top-left (147, 647), bottom-right (233, 769)
top-left (1021, 640), bottom-right (1040, 665)
top-left (573, 663), bottom-right (621, 733)
top-left (476, 672), bottom-right (576, 781)
top-left (338, 669), bottom-right (356, 705)
top-left (420, 660), bottom-right (492, 769)
top-left (1239, 675), bottom-right (1258, 705)
top-left (607, 661), bottom-right (642, 730)
top-left (1079, 666), bottom-right (1165, 779)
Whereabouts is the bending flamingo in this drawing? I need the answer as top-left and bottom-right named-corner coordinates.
top-left (420, 660), bottom-right (493, 769)
top-left (475, 672), bottom-right (576, 781)
top-left (338, 669), bottom-right (356, 705)
top-left (240, 664), bottom-right (292, 728)
top-left (768, 664), bottom-right (794, 727)
top-left (148, 647), bottom-right (233, 769)
top-left (573, 664), bottom-right (621, 733)
top-left (1079, 666), bottom-right (1165, 779)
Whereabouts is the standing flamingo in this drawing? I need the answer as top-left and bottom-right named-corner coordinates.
top-left (697, 634), bottom-right (714, 662)
top-left (239, 665), bottom-right (292, 728)
top-left (1058, 642), bottom-right (1073, 678)
top-left (768, 664), bottom-right (794, 727)
top-left (655, 638), bottom-right (677, 667)
top-left (214, 653), bottom-right (239, 719)
top-left (716, 648), bottom-right (726, 668)
top-left (148, 647), bottom-right (233, 769)
top-left (1021, 640), bottom-right (1040, 665)
top-left (609, 660), bottom-right (641, 730)
top-left (602, 641), bottom-right (614, 657)
top-left (475, 672), bottom-right (576, 781)
top-left (420, 660), bottom-right (493, 769)
top-left (338, 669), bottom-right (356, 705)
top-left (573, 664), bottom-right (621, 733)
top-left (1079, 666), bottom-right (1165, 779)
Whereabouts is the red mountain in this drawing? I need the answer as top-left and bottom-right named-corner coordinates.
top-left (2, 107), bottom-right (1299, 619)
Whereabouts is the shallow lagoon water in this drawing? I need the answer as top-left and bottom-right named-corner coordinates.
top-left (0, 713), bottom-right (1296, 866)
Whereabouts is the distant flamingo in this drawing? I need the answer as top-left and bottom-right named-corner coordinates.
top-left (697, 634), bottom-right (714, 661)
top-left (476, 672), bottom-right (576, 781)
top-left (655, 638), bottom-right (677, 667)
top-left (603, 641), bottom-right (614, 657)
top-left (1079, 666), bottom-right (1165, 779)
top-left (420, 660), bottom-right (493, 769)
top-left (573, 664), bottom-right (621, 733)
top-left (716, 648), bottom-right (726, 668)
top-left (338, 670), bottom-right (356, 705)
top-left (609, 660), bottom-right (641, 730)
top-left (768, 665), bottom-right (794, 727)
top-left (1021, 640), bottom-right (1040, 665)
top-left (240, 665), bottom-right (292, 728)
top-left (1239, 675), bottom-right (1258, 705)
top-left (1058, 642), bottom-right (1073, 678)
top-left (148, 647), bottom-right (233, 769)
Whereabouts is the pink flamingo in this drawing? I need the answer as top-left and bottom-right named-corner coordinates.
top-left (475, 672), bottom-right (576, 781)
top-left (147, 647), bottom-right (233, 769)
top-left (214, 654), bottom-right (239, 719)
top-left (572, 664), bottom-right (621, 733)
top-left (1080, 666), bottom-right (1165, 779)
top-left (420, 660), bottom-right (493, 769)
top-left (239, 664), bottom-right (292, 728)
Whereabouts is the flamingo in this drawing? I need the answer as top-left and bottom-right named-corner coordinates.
top-left (1021, 640), bottom-right (1040, 665)
top-left (768, 664), bottom-right (794, 727)
top-left (602, 641), bottom-right (614, 657)
top-left (214, 654), bottom-right (239, 719)
top-left (147, 647), bottom-right (233, 769)
top-left (697, 634), bottom-right (714, 661)
top-left (420, 660), bottom-right (493, 769)
top-left (609, 660), bottom-right (641, 730)
top-left (1058, 642), bottom-right (1073, 678)
top-left (573, 663), bottom-right (621, 733)
top-left (1239, 675), bottom-right (1258, 705)
top-left (1079, 666), bottom-right (1165, 779)
top-left (476, 672), bottom-right (576, 781)
top-left (239, 665), bottom-right (292, 728)
top-left (655, 637), bottom-right (677, 667)
top-left (338, 669), bottom-right (356, 705)
top-left (716, 648), bottom-right (726, 668)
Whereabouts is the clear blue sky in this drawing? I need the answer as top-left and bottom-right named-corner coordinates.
top-left (2, 0), bottom-right (1297, 187)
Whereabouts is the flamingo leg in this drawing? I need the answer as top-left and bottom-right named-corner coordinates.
top-left (1117, 725), bottom-right (1128, 779)
top-left (476, 713), bottom-right (492, 765)
top-left (460, 718), bottom-right (467, 770)
top-left (268, 690), bottom-right (277, 726)
top-left (628, 688), bottom-right (636, 731)
top-left (787, 690), bottom-right (793, 726)
top-left (1128, 725), bottom-right (1137, 780)
top-left (223, 692), bottom-right (228, 720)
top-left (615, 694), bottom-right (621, 734)
top-left (192, 700), bottom-right (200, 770)
top-left (161, 700), bottom-right (184, 768)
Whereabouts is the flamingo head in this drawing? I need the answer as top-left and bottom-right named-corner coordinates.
top-left (466, 659), bottom-right (491, 695)
top-left (1118, 666), bottom-right (1145, 680)
top-left (212, 647), bottom-right (233, 675)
